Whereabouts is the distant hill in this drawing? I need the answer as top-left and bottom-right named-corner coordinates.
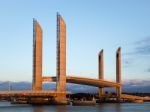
top-left (0, 80), bottom-right (150, 93)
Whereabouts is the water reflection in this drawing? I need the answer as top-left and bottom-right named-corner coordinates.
top-left (98, 104), bottom-right (105, 112)
top-left (0, 102), bottom-right (150, 112)
top-left (115, 104), bottom-right (121, 112)
top-left (98, 103), bottom-right (121, 112)
top-left (32, 105), bottom-right (68, 112)
top-left (32, 106), bottom-right (44, 112)
top-left (56, 106), bottom-right (67, 112)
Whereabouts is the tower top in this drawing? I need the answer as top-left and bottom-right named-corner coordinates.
top-left (117, 47), bottom-right (121, 53)
top-left (99, 49), bottom-right (104, 56)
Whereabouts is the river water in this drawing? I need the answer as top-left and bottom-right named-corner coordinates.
top-left (0, 102), bottom-right (150, 112)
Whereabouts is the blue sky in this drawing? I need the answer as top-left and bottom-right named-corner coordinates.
top-left (0, 0), bottom-right (150, 81)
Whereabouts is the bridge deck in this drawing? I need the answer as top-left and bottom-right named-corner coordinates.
top-left (0, 90), bottom-right (70, 97)
top-left (121, 94), bottom-right (150, 101)
top-left (43, 76), bottom-right (121, 88)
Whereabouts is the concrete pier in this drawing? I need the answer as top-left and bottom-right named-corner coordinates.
top-left (32, 19), bottom-right (43, 90)
top-left (116, 47), bottom-right (122, 99)
top-left (98, 50), bottom-right (104, 97)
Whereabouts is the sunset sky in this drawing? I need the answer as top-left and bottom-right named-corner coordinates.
top-left (0, 0), bottom-right (150, 81)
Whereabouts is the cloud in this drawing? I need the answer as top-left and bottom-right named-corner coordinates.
top-left (133, 37), bottom-right (150, 55)
top-left (123, 79), bottom-right (150, 86)
top-left (134, 37), bottom-right (150, 45)
top-left (122, 79), bottom-right (150, 92)
top-left (146, 68), bottom-right (150, 72)
top-left (135, 45), bottom-right (150, 55)
top-left (123, 37), bottom-right (150, 68)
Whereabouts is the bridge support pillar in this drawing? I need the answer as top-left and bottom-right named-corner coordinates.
top-left (98, 50), bottom-right (104, 97)
top-left (32, 19), bottom-right (43, 90)
top-left (116, 47), bottom-right (122, 100)
top-left (53, 93), bottom-right (68, 104)
top-left (56, 13), bottom-right (67, 104)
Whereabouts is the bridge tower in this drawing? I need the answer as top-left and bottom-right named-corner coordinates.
top-left (56, 13), bottom-right (67, 103)
top-left (98, 49), bottom-right (104, 97)
top-left (32, 19), bottom-right (43, 90)
top-left (116, 47), bottom-right (122, 99)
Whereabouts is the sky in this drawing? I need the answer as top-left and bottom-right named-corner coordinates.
top-left (0, 0), bottom-right (150, 82)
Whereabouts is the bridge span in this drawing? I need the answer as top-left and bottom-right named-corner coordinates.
top-left (121, 94), bottom-right (150, 101)
top-left (42, 76), bottom-right (121, 88)
top-left (0, 90), bottom-right (70, 97)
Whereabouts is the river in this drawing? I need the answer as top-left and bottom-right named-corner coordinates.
top-left (0, 102), bottom-right (150, 112)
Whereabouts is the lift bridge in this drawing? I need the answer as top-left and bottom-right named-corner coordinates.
top-left (0, 13), bottom-right (148, 104)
